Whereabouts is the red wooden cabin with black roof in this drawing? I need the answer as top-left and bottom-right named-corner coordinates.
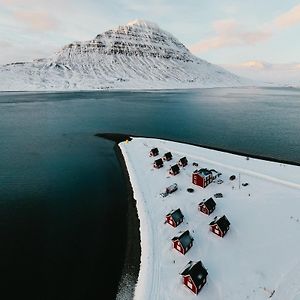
top-left (178, 156), bottom-right (188, 167)
top-left (209, 215), bottom-right (230, 237)
top-left (163, 151), bottom-right (173, 161)
top-left (180, 260), bottom-right (208, 295)
top-left (153, 158), bottom-right (163, 169)
top-left (169, 164), bottom-right (180, 176)
top-left (172, 230), bottom-right (194, 255)
top-left (165, 208), bottom-right (184, 228)
top-left (149, 147), bottom-right (159, 157)
top-left (192, 168), bottom-right (213, 188)
top-left (198, 197), bottom-right (216, 215)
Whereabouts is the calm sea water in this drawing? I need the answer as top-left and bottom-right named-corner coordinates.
top-left (0, 87), bottom-right (300, 299)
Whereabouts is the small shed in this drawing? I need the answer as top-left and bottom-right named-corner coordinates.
top-left (172, 230), bottom-right (194, 255)
top-left (209, 215), bottom-right (230, 237)
top-left (192, 168), bottom-right (213, 188)
top-left (169, 164), bottom-right (180, 176)
top-left (180, 260), bottom-right (208, 295)
top-left (153, 158), bottom-right (163, 169)
top-left (163, 152), bottom-right (173, 161)
top-left (149, 147), bottom-right (159, 157)
top-left (178, 156), bottom-right (188, 167)
top-left (198, 197), bottom-right (216, 215)
top-left (165, 208), bottom-right (184, 228)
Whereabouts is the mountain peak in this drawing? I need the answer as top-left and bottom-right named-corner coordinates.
top-left (126, 19), bottom-right (159, 29)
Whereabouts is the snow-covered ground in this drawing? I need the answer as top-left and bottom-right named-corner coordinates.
top-left (119, 137), bottom-right (300, 300)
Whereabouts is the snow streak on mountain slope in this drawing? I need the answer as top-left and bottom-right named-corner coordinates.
top-left (0, 20), bottom-right (249, 91)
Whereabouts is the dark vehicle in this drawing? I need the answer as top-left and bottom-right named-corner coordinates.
top-left (187, 188), bottom-right (194, 193)
top-left (242, 182), bottom-right (249, 186)
top-left (229, 175), bottom-right (236, 181)
top-left (214, 193), bottom-right (223, 198)
top-left (160, 183), bottom-right (178, 197)
top-left (192, 162), bottom-right (198, 166)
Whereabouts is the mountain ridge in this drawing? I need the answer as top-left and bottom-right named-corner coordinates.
top-left (0, 20), bottom-right (250, 91)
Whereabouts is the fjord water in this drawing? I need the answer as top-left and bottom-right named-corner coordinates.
top-left (0, 87), bottom-right (300, 300)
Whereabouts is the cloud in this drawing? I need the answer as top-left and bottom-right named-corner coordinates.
top-left (13, 11), bottom-right (59, 31)
top-left (273, 4), bottom-right (300, 29)
top-left (190, 19), bottom-right (271, 53)
top-left (191, 4), bottom-right (300, 54)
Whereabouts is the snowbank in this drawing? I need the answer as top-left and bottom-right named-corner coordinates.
top-left (119, 137), bottom-right (300, 300)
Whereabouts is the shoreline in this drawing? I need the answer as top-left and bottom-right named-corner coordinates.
top-left (95, 133), bottom-right (300, 166)
top-left (97, 133), bottom-right (140, 300)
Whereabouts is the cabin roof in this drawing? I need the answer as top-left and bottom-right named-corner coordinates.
top-left (150, 147), bottom-right (159, 153)
top-left (193, 168), bottom-right (212, 177)
top-left (171, 164), bottom-right (180, 173)
top-left (167, 208), bottom-right (184, 222)
top-left (154, 158), bottom-right (163, 165)
top-left (201, 197), bottom-right (216, 210)
top-left (209, 215), bottom-right (230, 231)
top-left (172, 230), bottom-right (193, 248)
top-left (164, 152), bottom-right (172, 158)
top-left (181, 261), bottom-right (208, 287)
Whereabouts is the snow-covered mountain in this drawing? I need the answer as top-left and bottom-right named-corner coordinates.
top-left (0, 20), bottom-right (250, 91)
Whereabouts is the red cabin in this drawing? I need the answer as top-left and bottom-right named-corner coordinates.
top-left (198, 197), bottom-right (216, 215)
top-left (209, 215), bottom-right (230, 238)
top-left (163, 152), bottom-right (173, 161)
top-left (192, 168), bottom-right (213, 188)
top-left (149, 147), bottom-right (159, 157)
top-left (178, 156), bottom-right (188, 167)
top-left (165, 208), bottom-right (184, 228)
top-left (180, 261), bottom-right (208, 295)
top-left (169, 164), bottom-right (180, 176)
top-left (172, 230), bottom-right (194, 255)
top-left (153, 158), bottom-right (163, 169)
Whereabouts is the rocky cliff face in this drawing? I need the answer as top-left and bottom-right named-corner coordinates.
top-left (0, 20), bottom-right (249, 91)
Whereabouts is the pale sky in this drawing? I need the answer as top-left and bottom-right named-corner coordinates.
top-left (1, 0), bottom-right (300, 65)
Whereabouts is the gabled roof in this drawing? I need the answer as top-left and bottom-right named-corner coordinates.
top-left (167, 208), bottom-right (184, 222)
top-left (193, 168), bottom-right (212, 177)
top-left (209, 215), bottom-right (230, 232)
top-left (181, 261), bottom-right (208, 287)
top-left (164, 152), bottom-right (172, 159)
top-left (150, 147), bottom-right (159, 154)
top-left (154, 158), bottom-right (163, 165)
top-left (170, 164), bottom-right (180, 173)
top-left (172, 230), bottom-right (193, 248)
top-left (179, 156), bottom-right (187, 163)
top-left (201, 197), bottom-right (216, 210)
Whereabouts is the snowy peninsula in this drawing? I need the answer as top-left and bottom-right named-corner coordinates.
top-left (119, 137), bottom-right (300, 300)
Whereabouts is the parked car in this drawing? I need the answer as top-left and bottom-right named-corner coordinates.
top-left (229, 175), bottom-right (236, 181)
top-left (217, 179), bottom-right (223, 184)
top-left (160, 183), bottom-right (178, 197)
top-left (242, 182), bottom-right (249, 186)
top-left (214, 193), bottom-right (223, 198)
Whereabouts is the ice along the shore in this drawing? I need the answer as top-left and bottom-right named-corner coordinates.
top-left (119, 137), bottom-right (300, 300)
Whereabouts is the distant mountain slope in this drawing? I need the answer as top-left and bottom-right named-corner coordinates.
top-left (0, 20), bottom-right (249, 91)
top-left (223, 60), bottom-right (300, 87)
